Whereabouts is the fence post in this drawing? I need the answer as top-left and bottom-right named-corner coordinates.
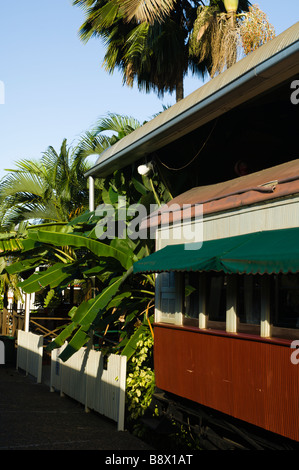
top-left (117, 355), bottom-right (127, 431)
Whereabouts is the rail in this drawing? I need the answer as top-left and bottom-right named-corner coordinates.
top-left (0, 309), bottom-right (25, 337)
top-left (0, 309), bottom-right (71, 344)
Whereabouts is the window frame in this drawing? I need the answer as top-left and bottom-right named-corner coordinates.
top-left (155, 272), bottom-right (183, 325)
top-left (155, 270), bottom-right (299, 341)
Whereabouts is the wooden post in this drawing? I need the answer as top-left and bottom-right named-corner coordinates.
top-left (89, 176), bottom-right (95, 212)
top-left (24, 293), bottom-right (30, 332)
top-left (261, 276), bottom-right (271, 337)
top-left (226, 275), bottom-right (237, 333)
top-left (198, 274), bottom-right (206, 329)
top-left (12, 312), bottom-right (17, 337)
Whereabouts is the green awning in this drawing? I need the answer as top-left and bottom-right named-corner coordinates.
top-left (133, 228), bottom-right (299, 275)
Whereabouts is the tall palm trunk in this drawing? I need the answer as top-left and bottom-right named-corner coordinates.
top-left (176, 74), bottom-right (184, 101)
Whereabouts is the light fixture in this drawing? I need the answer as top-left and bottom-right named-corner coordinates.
top-left (137, 161), bottom-right (153, 176)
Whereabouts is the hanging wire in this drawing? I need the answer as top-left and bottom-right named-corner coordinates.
top-left (156, 118), bottom-right (218, 171)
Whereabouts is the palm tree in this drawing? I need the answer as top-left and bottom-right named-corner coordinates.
top-left (73, 0), bottom-right (210, 101)
top-left (0, 113), bottom-right (147, 232)
top-left (0, 139), bottom-right (91, 230)
top-left (121, 0), bottom-right (274, 77)
top-left (76, 112), bottom-right (143, 160)
top-left (189, 1), bottom-right (275, 77)
top-left (74, 1), bottom-right (274, 98)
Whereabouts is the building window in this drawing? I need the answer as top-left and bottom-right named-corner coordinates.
top-left (271, 274), bottom-right (299, 339)
top-left (158, 269), bottom-right (299, 340)
top-left (205, 272), bottom-right (227, 330)
top-left (156, 272), bottom-right (183, 325)
top-left (184, 272), bottom-right (200, 326)
top-left (183, 271), bottom-right (226, 330)
top-left (237, 275), bottom-right (261, 335)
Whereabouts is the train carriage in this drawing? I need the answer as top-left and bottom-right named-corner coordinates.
top-left (134, 159), bottom-right (299, 449)
top-left (86, 22), bottom-right (299, 449)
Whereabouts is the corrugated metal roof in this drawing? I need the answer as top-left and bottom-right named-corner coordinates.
top-left (86, 22), bottom-right (299, 178)
top-left (140, 159), bottom-right (299, 229)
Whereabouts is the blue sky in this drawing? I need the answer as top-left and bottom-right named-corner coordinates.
top-left (0, 1), bottom-right (298, 180)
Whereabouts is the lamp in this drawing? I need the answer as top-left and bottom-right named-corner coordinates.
top-left (137, 162), bottom-right (153, 176)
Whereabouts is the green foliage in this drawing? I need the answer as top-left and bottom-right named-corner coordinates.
top-left (126, 326), bottom-right (155, 422)
top-left (2, 164), bottom-right (169, 363)
top-left (73, 0), bottom-right (209, 100)
top-left (0, 112), bottom-right (171, 427)
top-left (43, 288), bottom-right (63, 308)
top-left (0, 279), bottom-right (4, 309)
top-left (73, 1), bottom-right (259, 100)
top-left (0, 139), bottom-right (92, 231)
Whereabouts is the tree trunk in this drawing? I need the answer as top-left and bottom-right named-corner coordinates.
top-left (176, 75), bottom-right (184, 102)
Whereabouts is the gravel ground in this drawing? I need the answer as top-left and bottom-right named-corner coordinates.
top-left (0, 365), bottom-right (154, 451)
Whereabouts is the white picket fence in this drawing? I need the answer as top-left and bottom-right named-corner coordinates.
top-left (16, 330), bottom-right (43, 383)
top-left (16, 331), bottom-right (127, 431)
top-left (50, 343), bottom-right (127, 431)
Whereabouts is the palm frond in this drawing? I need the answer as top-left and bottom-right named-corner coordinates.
top-left (75, 132), bottom-right (113, 158)
top-left (119, 0), bottom-right (176, 24)
top-left (0, 138), bottom-right (90, 229)
top-left (92, 112), bottom-right (141, 138)
top-left (0, 171), bottom-right (46, 199)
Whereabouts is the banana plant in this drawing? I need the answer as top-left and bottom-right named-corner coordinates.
top-left (3, 175), bottom-right (158, 361)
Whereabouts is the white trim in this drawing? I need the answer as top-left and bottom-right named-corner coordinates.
top-left (226, 275), bottom-right (237, 333)
top-left (198, 274), bottom-right (206, 329)
top-left (261, 276), bottom-right (271, 338)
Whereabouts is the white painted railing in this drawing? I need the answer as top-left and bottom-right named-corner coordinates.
top-left (16, 330), bottom-right (43, 383)
top-left (50, 344), bottom-right (127, 431)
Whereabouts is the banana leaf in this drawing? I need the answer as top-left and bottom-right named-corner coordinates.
top-left (132, 177), bottom-right (148, 196)
top-left (71, 270), bottom-right (132, 327)
top-left (71, 279), bottom-right (121, 326)
top-left (0, 238), bottom-right (23, 253)
top-left (17, 262), bottom-right (76, 293)
top-left (27, 230), bottom-right (136, 270)
top-left (58, 325), bottom-right (90, 362)
top-left (47, 321), bottom-right (79, 351)
top-left (49, 268), bottom-right (133, 361)
top-left (6, 257), bottom-right (44, 275)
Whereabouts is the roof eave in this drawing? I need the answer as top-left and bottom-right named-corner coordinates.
top-left (85, 23), bottom-right (299, 179)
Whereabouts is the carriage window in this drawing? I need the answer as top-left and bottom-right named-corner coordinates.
top-left (271, 274), bottom-right (299, 339)
top-left (237, 275), bottom-right (261, 334)
top-left (184, 272), bottom-right (200, 318)
top-left (160, 272), bottom-right (176, 315)
top-left (206, 272), bottom-right (226, 330)
top-left (157, 272), bottom-right (183, 324)
top-left (183, 272), bottom-right (226, 329)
